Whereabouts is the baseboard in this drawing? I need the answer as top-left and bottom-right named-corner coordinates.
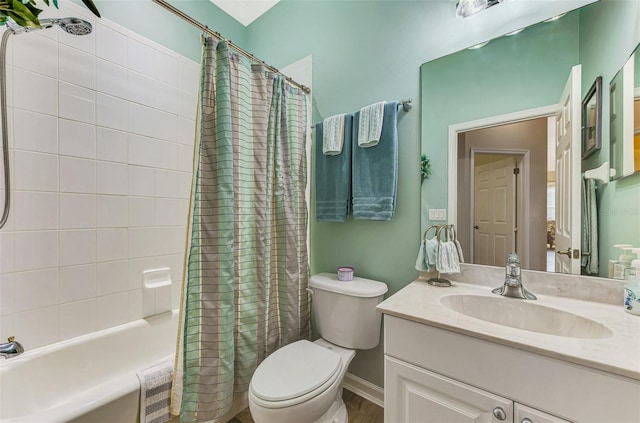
top-left (343, 372), bottom-right (384, 408)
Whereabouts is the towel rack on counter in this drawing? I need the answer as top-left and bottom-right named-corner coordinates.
top-left (583, 161), bottom-right (616, 185)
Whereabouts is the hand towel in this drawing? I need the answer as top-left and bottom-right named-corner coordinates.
top-left (357, 101), bottom-right (385, 147)
top-left (352, 101), bottom-right (399, 220)
top-left (323, 113), bottom-right (347, 155)
top-left (415, 239), bottom-right (437, 272)
top-left (137, 359), bottom-right (173, 423)
top-left (316, 114), bottom-right (353, 222)
top-left (581, 178), bottom-right (598, 274)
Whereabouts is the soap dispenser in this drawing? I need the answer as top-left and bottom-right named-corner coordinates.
top-left (624, 248), bottom-right (640, 316)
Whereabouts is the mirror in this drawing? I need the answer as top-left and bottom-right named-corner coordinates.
top-left (420, 0), bottom-right (640, 279)
top-left (610, 44), bottom-right (640, 179)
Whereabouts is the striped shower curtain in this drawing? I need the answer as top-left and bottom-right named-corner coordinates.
top-left (171, 38), bottom-right (310, 422)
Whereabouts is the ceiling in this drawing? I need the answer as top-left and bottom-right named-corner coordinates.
top-left (209, 0), bottom-right (281, 26)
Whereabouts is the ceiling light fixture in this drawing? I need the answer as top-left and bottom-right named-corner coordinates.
top-left (456, 0), bottom-right (503, 18)
top-left (505, 28), bottom-right (525, 36)
top-left (544, 13), bottom-right (566, 23)
top-left (467, 40), bottom-right (490, 49)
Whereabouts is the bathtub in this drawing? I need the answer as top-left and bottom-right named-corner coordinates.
top-left (0, 311), bottom-right (179, 423)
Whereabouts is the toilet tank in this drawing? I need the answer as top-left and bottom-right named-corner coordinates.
top-left (309, 273), bottom-right (388, 350)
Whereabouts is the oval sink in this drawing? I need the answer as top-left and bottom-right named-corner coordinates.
top-left (440, 294), bottom-right (613, 339)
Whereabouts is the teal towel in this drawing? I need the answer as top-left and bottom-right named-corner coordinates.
top-left (352, 102), bottom-right (399, 220)
top-left (315, 115), bottom-right (353, 222)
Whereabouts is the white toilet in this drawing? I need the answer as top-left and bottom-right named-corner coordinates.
top-left (248, 272), bottom-right (388, 423)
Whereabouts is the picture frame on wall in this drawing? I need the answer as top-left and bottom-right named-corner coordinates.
top-left (582, 76), bottom-right (602, 159)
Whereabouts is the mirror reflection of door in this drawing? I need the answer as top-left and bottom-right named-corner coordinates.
top-left (473, 154), bottom-right (519, 268)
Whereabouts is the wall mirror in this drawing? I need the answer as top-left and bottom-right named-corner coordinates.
top-left (609, 43), bottom-right (640, 179)
top-left (420, 0), bottom-right (640, 280)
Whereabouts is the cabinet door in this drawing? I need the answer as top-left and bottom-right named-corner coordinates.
top-left (385, 356), bottom-right (513, 423)
top-left (514, 403), bottom-right (571, 423)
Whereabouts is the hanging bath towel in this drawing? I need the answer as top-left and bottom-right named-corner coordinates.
top-left (138, 359), bottom-right (173, 423)
top-left (581, 178), bottom-right (598, 275)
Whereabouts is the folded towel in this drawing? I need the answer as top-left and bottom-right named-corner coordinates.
top-left (415, 239), bottom-right (437, 272)
top-left (352, 102), bottom-right (399, 220)
top-left (357, 101), bottom-right (385, 148)
top-left (323, 113), bottom-right (347, 155)
top-left (581, 178), bottom-right (598, 274)
top-left (316, 115), bottom-right (353, 222)
top-left (137, 359), bottom-right (173, 423)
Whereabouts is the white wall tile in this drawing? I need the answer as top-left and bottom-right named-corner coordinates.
top-left (59, 229), bottom-right (96, 266)
top-left (128, 165), bottom-right (155, 197)
top-left (13, 109), bottom-right (58, 154)
top-left (154, 81), bottom-right (178, 114)
top-left (129, 196), bottom-right (154, 228)
top-left (178, 117), bottom-right (196, 146)
top-left (127, 289), bottom-right (143, 321)
top-left (14, 306), bottom-right (58, 349)
top-left (127, 38), bottom-right (154, 78)
top-left (97, 228), bottom-right (128, 262)
top-left (0, 232), bottom-right (13, 274)
top-left (59, 263), bottom-right (96, 303)
top-left (155, 198), bottom-right (181, 227)
top-left (96, 260), bottom-right (128, 296)
top-left (128, 103), bottom-right (156, 138)
top-left (128, 70), bottom-right (155, 106)
top-left (154, 110), bottom-right (179, 142)
top-left (13, 191), bottom-right (58, 230)
top-left (14, 231), bottom-right (58, 272)
top-left (59, 299), bottom-right (97, 340)
top-left (154, 51), bottom-right (178, 87)
top-left (128, 227), bottom-right (156, 258)
top-left (14, 268), bottom-right (58, 312)
top-left (59, 119), bottom-right (96, 159)
top-left (178, 90), bottom-right (197, 120)
top-left (128, 133), bottom-right (157, 167)
top-left (59, 156), bottom-right (96, 193)
top-left (128, 255), bottom-right (173, 291)
top-left (97, 92), bottom-right (127, 131)
top-left (96, 23), bottom-right (127, 66)
top-left (156, 140), bottom-right (179, 171)
top-left (178, 60), bottom-right (200, 94)
top-left (97, 58), bottom-right (127, 99)
top-left (97, 195), bottom-right (128, 228)
top-left (178, 145), bottom-right (194, 172)
top-left (13, 70), bottom-right (58, 116)
top-left (13, 151), bottom-right (58, 192)
top-left (97, 161), bottom-right (128, 195)
top-left (155, 169), bottom-right (179, 198)
top-left (96, 127), bottom-right (127, 163)
top-left (59, 44), bottom-right (96, 90)
top-left (59, 81), bottom-right (96, 124)
top-left (96, 291), bottom-right (128, 330)
top-left (0, 314), bottom-right (13, 345)
top-left (0, 273), bottom-right (13, 315)
top-left (13, 33), bottom-right (58, 78)
top-left (59, 193), bottom-right (96, 229)
top-left (178, 172), bottom-right (192, 199)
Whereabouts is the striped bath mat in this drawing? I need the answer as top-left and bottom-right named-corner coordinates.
top-left (137, 359), bottom-right (174, 423)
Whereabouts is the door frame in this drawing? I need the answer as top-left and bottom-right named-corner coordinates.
top-left (469, 149), bottom-right (529, 266)
top-left (447, 104), bottom-right (558, 267)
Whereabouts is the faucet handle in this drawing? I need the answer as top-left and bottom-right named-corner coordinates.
top-left (8, 336), bottom-right (15, 342)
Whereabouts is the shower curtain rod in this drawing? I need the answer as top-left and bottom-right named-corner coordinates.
top-left (152, 0), bottom-right (311, 94)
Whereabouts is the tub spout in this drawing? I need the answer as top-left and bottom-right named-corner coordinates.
top-left (0, 336), bottom-right (24, 359)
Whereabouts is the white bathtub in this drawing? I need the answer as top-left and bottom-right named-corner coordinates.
top-left (0, 311), bottom-right (179, 423)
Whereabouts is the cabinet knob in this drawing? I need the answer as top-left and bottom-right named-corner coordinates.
top-left (521, 419), bottom-right (533, 423)
top-left (493, 406), bottom-right (507, 421)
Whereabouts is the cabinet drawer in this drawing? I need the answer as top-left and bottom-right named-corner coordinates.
top-left (515, 403), bottom-right (570, 423)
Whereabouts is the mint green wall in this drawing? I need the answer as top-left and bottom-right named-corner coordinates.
top-left (71, 0), bottom-right (248, 61)
top-left (579, 0), bottom-right (640, 277)
top-left (421, 12), bottom-right (580, 236)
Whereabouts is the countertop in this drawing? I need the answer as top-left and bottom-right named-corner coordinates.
top-left (377, 279), bottom-right (640, 381)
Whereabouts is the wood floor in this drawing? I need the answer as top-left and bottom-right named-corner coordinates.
top-left (229, 389), bottom-right (384, 423)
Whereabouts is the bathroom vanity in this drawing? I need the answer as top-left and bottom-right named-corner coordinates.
top-left (378, 270), bottom-right (640, 423)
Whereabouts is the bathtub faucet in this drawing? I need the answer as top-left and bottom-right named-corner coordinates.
top-left (0, 336), bottom-right (24, 359)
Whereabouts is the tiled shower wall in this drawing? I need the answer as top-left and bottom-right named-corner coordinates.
top-left (0, 0), bottom-right (200, 349)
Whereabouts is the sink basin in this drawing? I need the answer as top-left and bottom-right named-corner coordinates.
top-left (440, 294), bottom-right (613, 339)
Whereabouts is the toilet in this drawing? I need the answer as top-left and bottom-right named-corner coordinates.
top-left (248, 273), bottom-right (388, 423)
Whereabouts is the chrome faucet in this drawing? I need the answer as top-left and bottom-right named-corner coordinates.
top-left (492, 253), bottom-right (537, 300)
top-left (0, 336), bottom-right (24, 359)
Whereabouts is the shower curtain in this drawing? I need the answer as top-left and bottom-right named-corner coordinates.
top-left (171, 38), bottom-right (310, 423)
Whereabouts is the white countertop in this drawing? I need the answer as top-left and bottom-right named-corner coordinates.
top-left (377, 279), bottom-right (640, 380)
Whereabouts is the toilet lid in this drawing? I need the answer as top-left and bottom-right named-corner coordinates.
top-left (251, 340), bottom-right (341, 402)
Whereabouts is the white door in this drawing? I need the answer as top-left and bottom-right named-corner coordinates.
top-left (385, 356), bottom-right (513, 423)
top-left (555, 65), bottom-right (582, 274)
top-left (473, 156), bottom-right (515, 268)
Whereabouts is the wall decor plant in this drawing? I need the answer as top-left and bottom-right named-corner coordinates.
top-left (0, 0), bottom-right (100, 28)
top-left (421, 154), bottom-right (432, 181)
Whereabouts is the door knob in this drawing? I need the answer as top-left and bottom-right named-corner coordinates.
top-left (474, 225), bottom-right (479, 230)
top-left (492, 406), bottom-right (507, 420)
top-left (521, 419), bottom-right (533, 423)
top-left (556, 248), bottom-right (572, 257)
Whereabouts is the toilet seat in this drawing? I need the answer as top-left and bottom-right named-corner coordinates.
top-left (250, 340), bottom-right (343, 408)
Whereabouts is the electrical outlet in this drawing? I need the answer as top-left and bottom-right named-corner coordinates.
top-left (429, 209), bottom-right (447, 221)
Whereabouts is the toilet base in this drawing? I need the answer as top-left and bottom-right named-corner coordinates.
top-left (313, 393), bottom-right (348, 423)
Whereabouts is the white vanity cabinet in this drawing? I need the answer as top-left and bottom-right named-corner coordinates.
top-left (383, 315), bottom-right (640, 423)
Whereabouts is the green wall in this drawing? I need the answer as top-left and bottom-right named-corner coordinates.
top-left (71, 0), bottom-right (248, 61)
top-left (578, 0), bottom-right (640, 276)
